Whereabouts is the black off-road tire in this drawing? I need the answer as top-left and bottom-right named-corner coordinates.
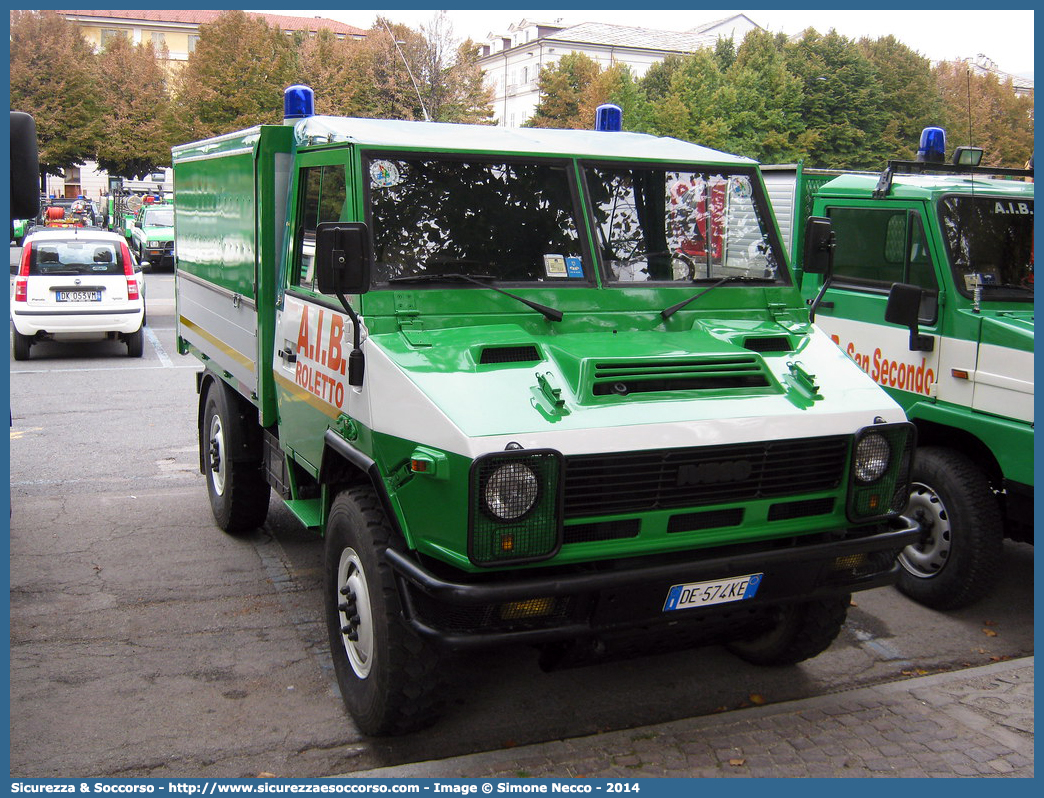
top-left (896, 446), bottom-right (1003, 610)
top-left (726, 597), bottom-right (850, 666)
top-left (200, 380), bottom-right (270, 534)
top-left (12, 330), bottom-right (32, 361)
top-left (324, 485), bottom-right (445, 736)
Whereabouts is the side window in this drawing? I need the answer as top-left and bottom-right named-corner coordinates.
top-left (829, 207), bottom-right (905, 285)
top-left (295, 164), bottom-right (348, 292)
top-left (829, 207), bottom-right (939, 323)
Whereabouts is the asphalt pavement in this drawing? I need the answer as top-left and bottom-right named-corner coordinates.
top-left (340, 656), bottom-right (1033, 778)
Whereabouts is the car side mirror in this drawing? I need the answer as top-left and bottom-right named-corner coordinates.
top-left (885, 282), bottom-right (934, 351)
top-left (802, 217), bottom-right (835, 275)
top-left (315, 222), bottom-right (371, 296)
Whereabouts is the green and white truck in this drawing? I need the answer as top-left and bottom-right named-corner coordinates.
top-left (764, 131), bottom-right (1033, 611)
top-left (174, 87), bottom-right (919, 735)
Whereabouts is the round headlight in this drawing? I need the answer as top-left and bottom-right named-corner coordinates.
top-left (147, 240), bottom-right (159, 248)
top-left (854, 432), bottom-right (891, 483)
top-left (484, 462), bottom-right (539, 520)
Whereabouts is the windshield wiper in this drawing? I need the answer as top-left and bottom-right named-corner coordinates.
top-left (981, 281), bottom-right (1033, 293)
top-left (387, 273), bottom-right (562, 322)
top-left (661, 276), bottom-right (760, 319)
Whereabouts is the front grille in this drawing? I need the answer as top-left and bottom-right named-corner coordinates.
top-left (563, 436), bottom-right (848, 519)
top-left (564, 518), bottom-right (641, 543)
top-left (667, 508), bottom-right (744, 533)
top-left (768, 497), bottom-right (835, 521)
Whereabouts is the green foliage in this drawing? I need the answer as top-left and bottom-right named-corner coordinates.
top-left (528, 52), bottom-right (602, 128)
top-left (9, 10), bottom-right (102, 177)
top-left (934, 61), bottom-right (1034, 169)
top-left (858, 35), bottom-right (944, 163)
top-left (172, 11), bottom-right (298, 139)
top-left (527, 26), bottom-right (1032, 170)
top-left (783, 28), bottom-right (887, 168)
top-left (94, 35), bottom-right (175, 177)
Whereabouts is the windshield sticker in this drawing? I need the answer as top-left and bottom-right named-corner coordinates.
top-left (544, 254), bottom-right (568, 277)
top-left (993, 201), bottom-right (1033, 215)
top-left (565, 256), bottom-right (584, 278)
top-left (729, 176), bottom-right (752, 199)
top-left (369, 160), bottom-right (401, 189)
top-left (964, 272), bottom-right (997, 290)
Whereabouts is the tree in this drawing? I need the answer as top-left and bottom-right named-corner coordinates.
top-left (172, 10), bottom-right (297, 140)
top-left (9, 10), bottom-right (102, 179)
top-left (94, 35), bottom-right (175, 177)
top-left (652, 48), bottom-right (728, 147)
top-left (528, 52), bottom-right (602, 129)
top-left (785, 29), bottom-right (887, 168)
top-left (414, 12), bottom-right (494, 123)
top-left (935, 61), bottom-right (1034, 168)
top-left (859, 35), bottom-right (945, 163)
top-left (327, 20), bottom-right (430, 120)
top-left (297, 29), bottom-right (360, 117)
top-left (721, 29), bottom-right (809, 161)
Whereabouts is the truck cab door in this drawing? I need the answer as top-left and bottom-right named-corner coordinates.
top-left (810, 205), bottom-right (953, 407)
top-left (274, 150), bottom-right (359, 473)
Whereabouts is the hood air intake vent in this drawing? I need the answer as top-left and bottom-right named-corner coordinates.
top-left (744, 336), bottom-right (791, 353)
top-left (591, 356), bottom-right (770, 396)
top-left (479, 345), bottom-right (541, 365)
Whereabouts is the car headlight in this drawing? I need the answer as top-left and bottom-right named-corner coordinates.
top-left (853, 432), bottom-right (890, 483)
top-left (484, 462), bottom-right (540, 520)
top-left (147, 240), bottom-right (159, 248)
top-left (469, 450), bottom-right (563, 565)
top-left (847, 423), bottom-right (915, 521)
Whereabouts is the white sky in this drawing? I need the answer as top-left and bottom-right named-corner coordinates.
top-left (256, 7), bottom-right (1034, 77)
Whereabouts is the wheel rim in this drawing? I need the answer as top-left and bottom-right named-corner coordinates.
top-left (899, 481), bottom-right (952, 578)
top-left (336, 547), bottom-right (374, 679)
top-left (207, 412), bottom-right (226, 496)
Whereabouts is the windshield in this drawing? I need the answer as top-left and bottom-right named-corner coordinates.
top-left (365, 154), bottom-right (587, 284)
top-left (29, 239), bottom-right (126, 275)
top-left (938, 195), bottom-right (1033, 299)
top-left (586, 165), bottom-right (785, 284)
top-left (143, 208), bottom-right (174, 227)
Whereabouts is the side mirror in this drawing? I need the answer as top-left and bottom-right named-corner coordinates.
top-left (10, 112), bottom-right (40, 221)
top-left (802, 216), bottom-right (835, 275)
top-left (885, 282), bottom-right (934, 351)
top-left (315, 222), bottom-right (371, 296)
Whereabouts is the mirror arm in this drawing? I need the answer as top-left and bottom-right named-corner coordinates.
top-left (808, 273), bottom-right (832, 324)
top-left (334, 291), bottom-right (365, 387)
top-left (807, 230), bottom-right (836, 324)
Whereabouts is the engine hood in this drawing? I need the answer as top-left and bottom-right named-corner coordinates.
top-left (364, 318), bottom-right (906, 458)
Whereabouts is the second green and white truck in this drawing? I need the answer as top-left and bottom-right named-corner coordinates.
top-left (765, 130), bottom-right (1033, 610)
top-left (174, 87), bottom-right (919, 734)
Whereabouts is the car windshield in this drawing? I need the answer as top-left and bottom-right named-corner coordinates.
top-left (586, 165), bottom-right (785, 284)
top-left (365, 154), bottom-right (587, 284)
top-left (29, 240), bottom-right (125, 276)
top-left (938, 195), bottom-right (1034, 299)
top-left (143, 208), bottom-right (174, 227)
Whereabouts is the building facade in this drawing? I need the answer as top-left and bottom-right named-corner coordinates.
top-left (56, 9), bottom-right (366, 68)
top-left (477, 14), bottom-right (762, 127)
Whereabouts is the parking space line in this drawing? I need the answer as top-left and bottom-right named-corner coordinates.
top-left (145, 324), bottom-right (174, 367)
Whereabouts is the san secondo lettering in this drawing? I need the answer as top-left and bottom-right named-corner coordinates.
top-left (833, 337), bottom-right (935, 396)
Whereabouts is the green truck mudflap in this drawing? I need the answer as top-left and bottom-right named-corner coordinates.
top-left (383, 517), bottom-right (920, 652)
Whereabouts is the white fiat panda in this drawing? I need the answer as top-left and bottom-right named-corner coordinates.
top-left (11, 228), bottom-right (146, 360)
